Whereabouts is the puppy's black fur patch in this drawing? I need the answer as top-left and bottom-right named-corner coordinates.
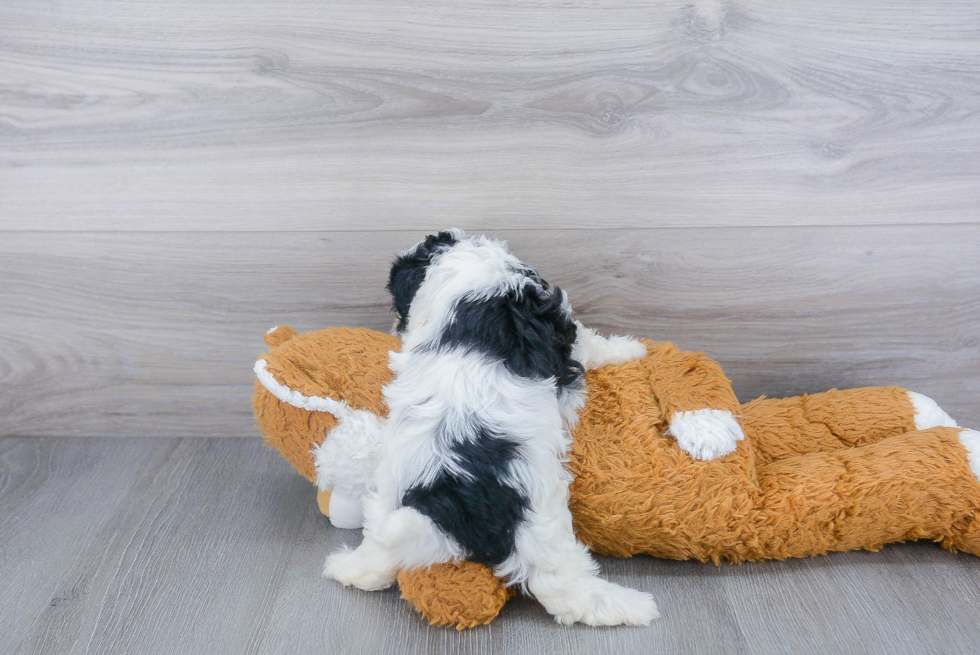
top-left (402, 427), bottom-right (527, 567)
top-left (386, 230), bottom-right (460, 333)
top-left (438, 283), bottom-right (583, 389)
top-left (392, 233), bottom-right (581, 567)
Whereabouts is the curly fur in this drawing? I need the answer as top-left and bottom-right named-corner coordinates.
top-left (322, 230), bottom-right (657, 626)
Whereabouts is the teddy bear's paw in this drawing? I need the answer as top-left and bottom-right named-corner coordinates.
top-left (908, 391), bottom-right (958, 429)
top-left (323, 545), bottom-right (397, 591)
top-left (604, 336), bottom-right (649, 366)
top-left (572, 323), bottom-right (648, 370)
top-left (540, 577), bottom-right (659, 627)
top-left (958, 429), bottom-right (980, 484)
top-left (668, 409), bottom-right (745, 461)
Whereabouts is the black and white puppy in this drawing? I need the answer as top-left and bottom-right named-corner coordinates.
top-left (323, 229), bottom-right (658, 626)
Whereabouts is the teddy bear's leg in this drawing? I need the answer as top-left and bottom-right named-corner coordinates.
top-left (943, 429), bottom-right (980, 555)
top-left (739, 386), bottom-right (957, 464)
top-left (316, 488), bottom-right (331, 516)
top-left (397, 561), bottom-right (515, 629)
top-left (253, 383), bottom-right (337, 482)
top-left (752, 426), bottom-right (980, 559)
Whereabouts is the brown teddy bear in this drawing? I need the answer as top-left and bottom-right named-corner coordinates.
top-left (253, 325), bottom-right (980, 629)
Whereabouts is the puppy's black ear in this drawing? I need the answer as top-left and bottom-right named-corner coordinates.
top-left (386, 230), bottom-right (462, 333)
top-left (440, 283), bottom-right (583, 388)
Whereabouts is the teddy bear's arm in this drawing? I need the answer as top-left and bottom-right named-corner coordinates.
top-left (645, 343), bottom-right (744, 461)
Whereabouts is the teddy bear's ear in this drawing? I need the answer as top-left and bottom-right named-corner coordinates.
top-left (264, 325), bottom-right (298, 348)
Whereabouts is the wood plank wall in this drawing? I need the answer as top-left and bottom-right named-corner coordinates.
top-left (2, 0), bottom-right (978, 437)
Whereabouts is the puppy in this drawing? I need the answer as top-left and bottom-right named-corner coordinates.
top-left (323, 229), bottom-right (658, 626)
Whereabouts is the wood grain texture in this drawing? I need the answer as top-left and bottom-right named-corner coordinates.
top-left (1, 227), bottom-right (977, 437)
top-left (11, 439), bottom-right (314, 655)
top-left (2, 0), bottom-right (979, 230)
top-left (721, 545), bottom-right (980, 653)
top-left (0, 438), bottom-right (157, 650)
top-left (6, 437), bottom-right (980, 654)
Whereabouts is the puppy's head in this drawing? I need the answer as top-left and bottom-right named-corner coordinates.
top-left (386, 229), bottom-right (464, 333)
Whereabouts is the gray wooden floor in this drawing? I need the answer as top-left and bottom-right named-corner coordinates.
top-left (3, 437), bottom-right (978, 655)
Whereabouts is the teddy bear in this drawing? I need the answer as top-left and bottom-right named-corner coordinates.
top-left (253, 324), bottom-right (980, 629)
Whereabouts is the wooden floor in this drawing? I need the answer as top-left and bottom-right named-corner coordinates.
top-left (4, 436), bottom-right (979, 655)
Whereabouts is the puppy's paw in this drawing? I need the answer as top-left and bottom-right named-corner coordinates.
top-left (322, 546), bottom-right (396, 591)
top-left (668, 409), bottom-right (744, 461)
top-left (545, 577), bottom-right (659, 627)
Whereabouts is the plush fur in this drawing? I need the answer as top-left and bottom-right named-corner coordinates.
top-left (254, 325), bottom-right (980, 629)
top-left (322, 231), bottom-right (657, 626)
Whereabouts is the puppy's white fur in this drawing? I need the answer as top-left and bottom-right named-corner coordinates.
top-left (323, 233), bottom-right (657, 626)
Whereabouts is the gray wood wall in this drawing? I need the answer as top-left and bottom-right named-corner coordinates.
top-left (2, 0), bottom-right (978, 437)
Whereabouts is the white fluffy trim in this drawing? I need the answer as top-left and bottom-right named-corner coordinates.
top-left (254, 358), bottom-right (350, 416)
top-left (254, 358), bottom-right (384, 496)
top-left (908, 391), bottom-right (958, 430)
top-left (959, 429), bottom-right (980, 484)
top-left (668, 409), bottom-right (745, 461)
